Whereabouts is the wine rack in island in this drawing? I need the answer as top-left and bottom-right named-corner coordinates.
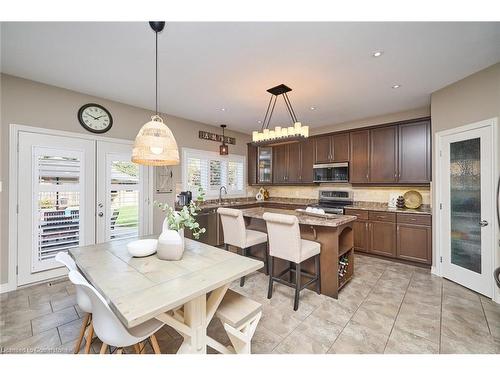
top-left (337, 226), bottom-right (354, 290)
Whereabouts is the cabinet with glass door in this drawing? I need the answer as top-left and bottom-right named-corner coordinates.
top-left (257, 147), bottom-right (273, 184)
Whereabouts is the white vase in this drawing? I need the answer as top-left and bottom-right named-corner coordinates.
top-left (157, 228), bottom-right (185, 261)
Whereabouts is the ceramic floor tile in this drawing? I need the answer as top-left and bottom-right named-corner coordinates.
top-left (57, 317), bottom-right (84, 344)
top-left (50, 293), bottom-right (77, 312)
top-left (385, 327), bottom-right (438, 354)
top-left (351, 305), bottom-right (396, 336)
top-left (394, 304), bottom-right (441, 343)
top-left (0, 319), bottom-right (33, 346)
top-left (251, 325), bottom-right (282, 354)
top-left (274, 330), bottom-right (329, 354)
top-left (311, 299), bottom-right (355, 327)
top-left (31, 306), bottom-right (78, 335)
top-left (293, 313), bottom-right (344, 347)
top-left (2, 328), bottom-right (61, 353)
top-left (440, 331), bottom-right (500, 354)
top-left (328, 320), bottom-right (389, 354)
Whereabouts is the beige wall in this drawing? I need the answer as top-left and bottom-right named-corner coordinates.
top-left (311, 106), bottom-right (430, 135)
top-left (0, 74), bottom-right (251, 285)
top-left (430, 62), bottom-right (500, 299)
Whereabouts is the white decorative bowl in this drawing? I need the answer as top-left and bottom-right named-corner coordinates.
top-left (127, 239), bottom-right (158, 257)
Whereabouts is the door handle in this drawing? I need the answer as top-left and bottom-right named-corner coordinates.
top-left (98, 212), bottom-right (104, 217)
top-left (479, 220), bottom-right (488, 227)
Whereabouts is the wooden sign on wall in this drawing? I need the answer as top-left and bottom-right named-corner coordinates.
top-left (199, 130), bottom-right (236, 145)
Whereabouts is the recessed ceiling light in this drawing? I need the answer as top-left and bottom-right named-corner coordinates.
top-left (310, 106), bottom-right (316, 110)
top-left (220, 108), bottom-right (226, 111)
top-left (392, 84), bottom-right (401, 89)
top-left (257, 120), bottom-right (262, 124)
top-left (372, 51), bottom-right (383, 57)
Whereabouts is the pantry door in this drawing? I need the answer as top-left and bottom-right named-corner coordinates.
top-left (96, 141), bottom-right (150, 243)
top-left (17, 132), bottom-right (95, 286)
top-left (439, 121), bottom-right (495, 297)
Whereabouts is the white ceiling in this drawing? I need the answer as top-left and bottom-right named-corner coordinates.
top-left (2, 22), bottom-right (500, 134)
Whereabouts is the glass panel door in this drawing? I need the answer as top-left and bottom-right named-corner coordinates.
top-left (257, 147), bottom-right (272, 183)
top-left (17, 132), bottom-right (95, 286)
top-left (440, 122), bottom-right (494, 297)
top-left (450, 138), bottom-right (481, 273)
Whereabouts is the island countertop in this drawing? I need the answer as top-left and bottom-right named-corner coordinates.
top-left (240, 207), bottom-right (357, 227)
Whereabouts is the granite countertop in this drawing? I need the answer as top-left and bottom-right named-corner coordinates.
top-left (177, 197), bottom-right (317, 211)
top-left (345, 201), bottom-right (432, 215)
top-left (240, 207), bottom-right (357, 228)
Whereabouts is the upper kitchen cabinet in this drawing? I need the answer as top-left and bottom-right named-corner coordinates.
top-left (313, 133), bottom-right (350, 164)
top-left (349, 130), bottom-right (370, 183)
top-left (257, 147), bottom-right (273, 184)
top-left (247, 144), bottom-right (257, 185)
top-left (272, 141), bottom-right (314, 184)
top-left (398, 120), bottom-right (431, 183)
top-left (369, 125), bottom-right (398, 183)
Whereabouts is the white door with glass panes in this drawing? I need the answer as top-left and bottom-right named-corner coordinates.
top-left (17, 132), bottom-right (150, 286)
top-left (96, 141), bottom-right (149, 243)
top-left (439, 121), bottom-right (495, 297)
top-left (17, 132), bottom-right (95, 285)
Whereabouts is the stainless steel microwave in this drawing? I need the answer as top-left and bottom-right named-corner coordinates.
top-left (313, 162), bottom-right (349, 183)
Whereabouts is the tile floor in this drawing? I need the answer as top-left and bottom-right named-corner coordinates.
top-left (1, 254), bottom-right (499, 354)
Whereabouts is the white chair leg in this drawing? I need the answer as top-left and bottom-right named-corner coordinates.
top-left (223, 311), bottom-right (261, 354)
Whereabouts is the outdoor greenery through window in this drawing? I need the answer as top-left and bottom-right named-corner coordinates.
top-left (182, 148), bottom-right (246, 199)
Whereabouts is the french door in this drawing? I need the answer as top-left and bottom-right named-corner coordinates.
top-left (17, 131), bottom-right (150, 286)
top-left (439, 122), bottom-right (495, 297)
top-left (96, 141), bottom-right (149, 243)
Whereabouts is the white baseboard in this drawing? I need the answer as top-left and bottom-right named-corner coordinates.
top-left (0, 282), bottom-right (16, 294)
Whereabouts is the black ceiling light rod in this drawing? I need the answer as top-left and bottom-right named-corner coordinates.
top-left (260, 84), bottom-right (298, 131)
top-left (149, 21), bottom-right (165, 116)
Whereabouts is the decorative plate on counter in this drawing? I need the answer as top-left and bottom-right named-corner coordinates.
top-left (403, 190), bottom-right (423, 209)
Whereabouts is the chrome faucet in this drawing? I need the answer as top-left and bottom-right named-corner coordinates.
top-left (219, 186), bottom-right (227, 204)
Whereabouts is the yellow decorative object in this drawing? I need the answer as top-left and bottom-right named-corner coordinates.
top-left (132, 115), bottom-right (179, 166)
top-left (403, 190), bottom-right (423, 209)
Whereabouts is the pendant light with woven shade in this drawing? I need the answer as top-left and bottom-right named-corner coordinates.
top-left (132, 22), bottom-right (179, 166)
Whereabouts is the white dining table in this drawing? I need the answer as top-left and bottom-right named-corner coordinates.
top-left (69, 235), bottom-right (263, 354)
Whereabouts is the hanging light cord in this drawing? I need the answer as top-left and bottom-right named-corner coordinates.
top-left (155, 30), bottom-right (159, 115)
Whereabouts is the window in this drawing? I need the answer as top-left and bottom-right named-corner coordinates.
top-left (182, 148), bottom-right (246, 198)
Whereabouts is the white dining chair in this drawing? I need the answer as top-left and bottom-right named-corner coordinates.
top-left (263, 212), bottom-right (321, 311)
top-left (218, 207), bottom-right (268, 286)
top-left (68, 270), bottom-right (164, 354)
top-left (55, 252), bottom-right (94, 354)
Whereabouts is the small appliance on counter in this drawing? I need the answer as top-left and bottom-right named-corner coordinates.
top-left (306, 189), bottom-right (353, 214)
top-left (177, 191), bottom-right (192, 206)
top-left (313, 162), bottom-right (349, 183)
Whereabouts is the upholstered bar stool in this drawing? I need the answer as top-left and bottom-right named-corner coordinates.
top-left (262, 212), bottom-right (321, 311)
top-left (217, 207), bottom-right (268, 286)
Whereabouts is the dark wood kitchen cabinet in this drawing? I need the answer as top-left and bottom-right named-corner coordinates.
top-left (396, 213), bottom-right (432, 264)
top-left (398, 120), bottom-right (431, 183)
top-left (272, 141), bottom-right (313, 184)
top-left (369, 220), bottom-right (397, 258)
top-left (349, 130), bottom-right (370, 183)
top-left (273, 144), bottom-right (288, 183)
top-left (369, 126), bottom-right (398, 183)
top-left (314, 133), bottom-right (350, 164)
top-left (247, 144), bottom-right (257, 185)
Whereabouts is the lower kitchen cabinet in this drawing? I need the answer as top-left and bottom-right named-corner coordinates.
top-left (352, 219), bottom-right (369, 252)
top-left (369, 221), bottom-right (396, 257)
top-left (396, 223), bottom-right (432, 264)
top-left (345, 208), bottom-right (432, 265)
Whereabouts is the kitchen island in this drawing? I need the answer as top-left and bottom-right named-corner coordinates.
top-left (240, 207), bottom-right (357, 299)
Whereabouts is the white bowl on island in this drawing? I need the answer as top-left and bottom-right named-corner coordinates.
top-left (127, 239), bottom-right (158, 257)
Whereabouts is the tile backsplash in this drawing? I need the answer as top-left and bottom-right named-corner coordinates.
top-left (247, 184), bottom-right (431, 206)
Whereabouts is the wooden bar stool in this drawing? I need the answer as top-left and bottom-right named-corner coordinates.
top-left (218, 207), bottom-right (268, 286)
top-left (263, 212), bottom-right (321, 311)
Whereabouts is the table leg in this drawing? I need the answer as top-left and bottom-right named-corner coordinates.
top-left (177, 294), bottom-right (207, 354)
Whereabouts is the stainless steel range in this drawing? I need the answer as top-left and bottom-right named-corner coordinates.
top-left (307, 190), bottom-right (353, 215)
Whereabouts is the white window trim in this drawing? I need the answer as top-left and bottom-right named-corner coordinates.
top-left (181, 147), bottom-right (247, 199)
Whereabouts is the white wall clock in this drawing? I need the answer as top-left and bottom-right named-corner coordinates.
top-left (78, 103), bottom-right (113, 133)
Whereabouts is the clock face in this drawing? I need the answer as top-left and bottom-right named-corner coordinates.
top-left (78, 104), bottom-right (113, 133)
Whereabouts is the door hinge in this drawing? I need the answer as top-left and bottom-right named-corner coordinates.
top-left (17, 142), bottom-right (19, 152)
top-left (439, 203), bottom-right (443, 210)
top-left (440, 256), bottom-right (443, 263)
top-left (16, 265), bottom-right (18, 275)
top-left (439, 150), bottom-right (442, 157)
top-left (16, 204), bottom-right (19, 214)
